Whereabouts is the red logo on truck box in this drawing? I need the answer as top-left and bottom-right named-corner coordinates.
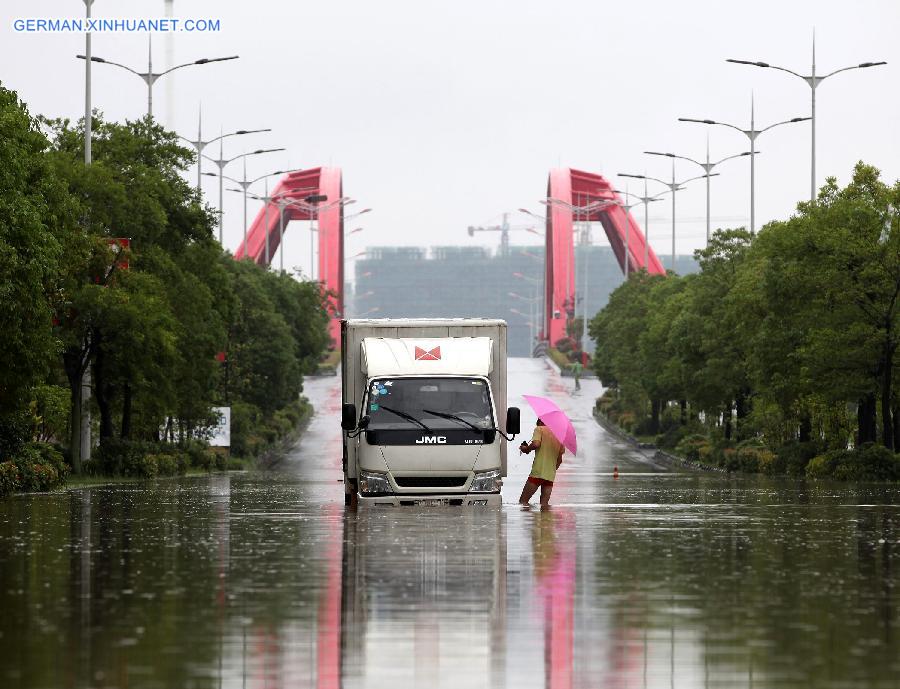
top-left (415, 346), bottom-right (441, 361)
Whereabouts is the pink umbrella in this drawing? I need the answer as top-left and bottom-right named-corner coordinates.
top-left (522, 395), bottom-right (578, 456)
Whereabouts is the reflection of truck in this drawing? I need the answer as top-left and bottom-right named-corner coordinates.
top-left (340, 319), bottom-right (520, 506)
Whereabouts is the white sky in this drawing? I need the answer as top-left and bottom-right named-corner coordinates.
top-left (3, 0), bottom-right (899, 275)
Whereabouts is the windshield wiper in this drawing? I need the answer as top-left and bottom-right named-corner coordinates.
top-left (377, 404), bottom-right (433, 433)
top-left (422, 409), bottom-right (482, 433)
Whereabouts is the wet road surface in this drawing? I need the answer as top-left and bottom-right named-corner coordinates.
top-left (2, 358), bottom-right (900, 688)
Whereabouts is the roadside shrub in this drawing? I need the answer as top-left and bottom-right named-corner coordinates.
top-left (12, 446), bottom-right (63, 491)
top-left (656, 424), bottom-right (692, 450)
top-left (617, 411), bottom-right (636, 433)
top-left (775, 441), bottom-right (823, 476)
top-left (184, 440), bottom-right (216, 470)
top-left (93, 439), bottom-right (157, 477)
top-left (214, 452), bottom-right (227, 471)
top-left (0, 461), bottom-right (21, 497)
top-left (230, 402), bottom-right (261, 458)
top-left (0, 443), bottom-right (69, 495)
top-left (722, 447), bottom-right (740, 472)
top-left (735, 446), bottom-right (774, 474)
top-left (807, 443), bottom-right (900, 481)
top-left (138, 454), bottom-right (159, 478)
top-left (633, 417), bottom-right (657, 437)
top-left (30, 442), bottom-right (68, 479)
top-left (675, 434), bottom-right (710, 462)
top-left (154, 453), bottom-right (177, 476)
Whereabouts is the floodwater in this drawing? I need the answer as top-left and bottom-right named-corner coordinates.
top-left (1, 359), bottom-right (899, 689)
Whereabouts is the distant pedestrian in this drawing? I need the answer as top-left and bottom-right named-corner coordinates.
top-left (518, 419), bottom-right (564, 506)
top-left (570, 360), bottom-right (582, 391)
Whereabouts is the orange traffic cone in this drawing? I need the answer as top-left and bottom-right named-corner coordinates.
top-left (613, 465), bottom-right (619, 479)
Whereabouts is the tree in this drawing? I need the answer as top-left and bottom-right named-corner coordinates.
top-left (224, 261), bottom-right (300, 415)
top-left (0, 85), bottom-right (76, 456)
top-left (753, 164), bottom-right (900, 449)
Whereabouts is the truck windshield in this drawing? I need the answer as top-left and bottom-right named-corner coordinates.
top-left (366, 377), bottom-right (493, 431)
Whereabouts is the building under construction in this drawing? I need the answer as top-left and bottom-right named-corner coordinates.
top-left (349, 245), bottom-right (698, 357)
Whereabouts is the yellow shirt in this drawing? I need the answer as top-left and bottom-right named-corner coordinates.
top-left (529, 426), bottom-right (563, 481)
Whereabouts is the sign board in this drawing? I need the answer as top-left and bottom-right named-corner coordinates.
top-left (208, 406), bottom-right (231, 447)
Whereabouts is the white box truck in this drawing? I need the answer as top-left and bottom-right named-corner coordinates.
top-left (340, 319), bottom-right (521, 506)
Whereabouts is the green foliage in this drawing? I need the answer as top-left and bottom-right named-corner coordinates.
top-left (0, 462), bottom-right (18, 496)
top-left (0, 86), bottom-right (76, 455)
top-left (590, 163), bottom-right (900, 481)
top-left (806, 443), bottom-right (900, 481)
top-left (30, 384), bottom-right (70, 443)
top-left (0, 442), bottom-right (68, 495)
top-left (0, 85), bottom-right (330, 489)
top-left (655, 423), bottom-right (693, 451)
top-left (674, 434), bottom-right (710, 463)
top-left (773, 441), bottom-right (823, 477)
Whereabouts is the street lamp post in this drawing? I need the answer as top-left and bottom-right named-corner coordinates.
top-left (209, 165), bottom-right (302, 249)
top-left (203, 145), bottom-right (285, 243)
top-left (79, 0), bottom-right (96, 470)
top-left (77, 37), bottom-right (238, 118)
top-left (610, 186), bottom-right (664, 270)
top-left (178, 109), bottom-right (270, 190)
top-left (727, 37), bottom-right (886, 201)
top-left (513, 271), bottom-right (544, 347)
top-left (509, 292), bottom-right (541, 349)
top-left (509, 308), bottom-right (538, 351)
top-left (240, 187), bottom-right (304, 267)
top-left (679, 98), bottom-right (809, 234)
top-left (542, 197), bottom-right (618, 351)
top-left (618, 170), bottom-right (711, 271)
top-left (644, 143), bottom-right (753, 243)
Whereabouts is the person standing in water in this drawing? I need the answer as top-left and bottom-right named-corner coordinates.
top-left (570, 360), bottom-right (582, 391)
top-left (518, 418), bottom-right (564, 506)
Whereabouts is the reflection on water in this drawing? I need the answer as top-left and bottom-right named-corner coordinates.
top-left (2, 361), bottom-right (900, 688)
top-left (1, 474), bottom-right (899, 688)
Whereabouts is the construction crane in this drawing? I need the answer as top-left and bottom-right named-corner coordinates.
top-left (467, 212), bottom-right (541, 256)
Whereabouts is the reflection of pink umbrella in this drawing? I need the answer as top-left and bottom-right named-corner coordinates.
top-left (522, 395), bottom-right (577, 456)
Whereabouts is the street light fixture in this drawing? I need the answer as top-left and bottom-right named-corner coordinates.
top-left (344, 208), bottom-right (373, 224)
top-left (236, 187), bottom-right (311, 268)
top-left (726, 37), bottom-right (886, 200)
top-left (679, 97), bottom-right (809, 234)
top-left (513, 271), bottom-right (544, 347)
top-left (207, 163), bottom-right (303, 248)
top-left (203, 145), bottom-right (285, 243)
top-left (618, 168), bottom-right (714, 271)
top-left (272, 195), bottom-right (355, 281)
top-left (644, 146), bottom-right (753, 243)
top-left (77, 36), bottom-right (238, 118)
top-left (179, 110), bottom-right (271, 190)
top-left (609, 187), bottom-right (664, 270)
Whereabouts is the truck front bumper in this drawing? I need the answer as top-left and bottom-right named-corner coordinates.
top-left (357, 492), bottom-right (501, 507)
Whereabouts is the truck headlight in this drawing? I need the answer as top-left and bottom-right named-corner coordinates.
top-left (359, 470), bottom-right (392, 495)
top-left (471, 469), bottom-right (501, 493)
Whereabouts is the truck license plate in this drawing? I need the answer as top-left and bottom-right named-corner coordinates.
top-left (419, 498), bottom-right (448, 506)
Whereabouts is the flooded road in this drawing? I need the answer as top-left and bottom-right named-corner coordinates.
top-left (2, 359), bottom-right (899, 688)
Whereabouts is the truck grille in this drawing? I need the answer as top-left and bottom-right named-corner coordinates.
top-left (394, 476), bottom-right (468, 488)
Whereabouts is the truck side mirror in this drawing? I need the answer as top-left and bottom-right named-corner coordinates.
top-left (506, 407), bottom-right (521, 436)
top-left (341, 403), bottom-right (357, 431)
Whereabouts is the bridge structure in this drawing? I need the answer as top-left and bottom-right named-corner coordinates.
top-left (235, 166), bottom-right (664, 351)
top-left (543, 168), bottom-right (665, 346)
top-left (235, 167), bottom-right (345, 345)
